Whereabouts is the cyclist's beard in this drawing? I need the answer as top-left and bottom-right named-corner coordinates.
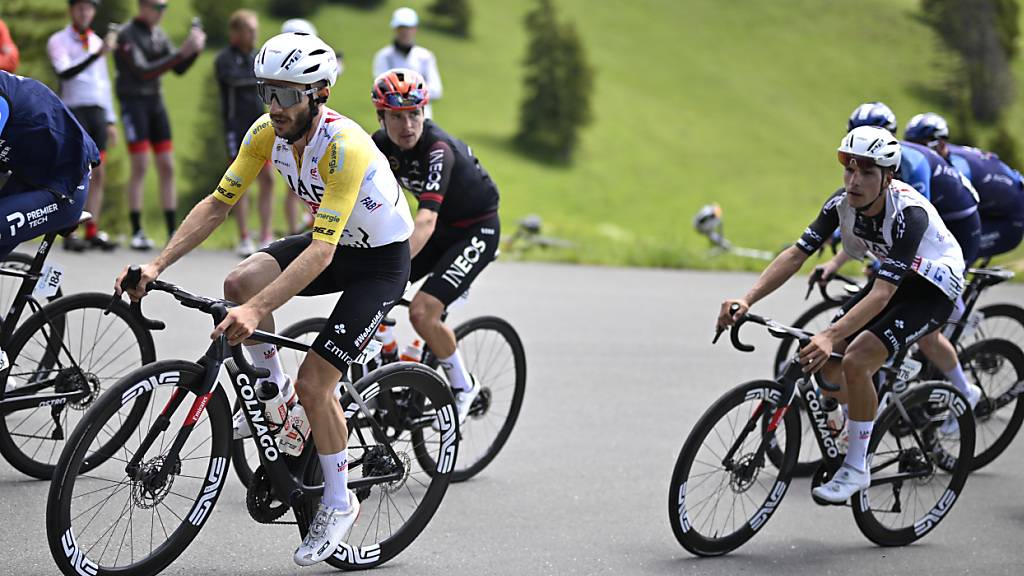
top-left (281, 103), bottom-right (315, 144)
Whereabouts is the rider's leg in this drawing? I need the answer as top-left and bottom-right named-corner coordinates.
top-left (840, 332), bottom-right (886, 473)
top-left (223, 252), bottom-right (290, 396)
top-left (294, 351), bottom-right (350, 507)
top-left (0, 174), bottom-right (89, 258)
top-left (409, 292), bottom-right (470, 390)
top-left (918, 331), bottom-right (974, 398)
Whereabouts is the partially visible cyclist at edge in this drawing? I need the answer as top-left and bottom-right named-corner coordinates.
top-left (816, 101), bottom-right (983, 428)
top-left (0, 71), bottom-right (99, 260)
top-left (904, 112), bottom-right (1024, 263)
top-left (370, 68), bottom-right (501, 425)
top-left (718, 126), bottom-right (965, 502)
top-left (115, 33), bottom-right (413, 566)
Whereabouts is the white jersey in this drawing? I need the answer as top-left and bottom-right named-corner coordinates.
top-left (46, 25), bottom-right (116, 123)
top-left (837, 180), bottom-right (965, 300)
top-left (215, 108), bottom-right (413, 248)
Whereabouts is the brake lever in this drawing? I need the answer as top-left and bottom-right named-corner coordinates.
top-left (805, 268), bottom-right (823, 300)
top-left (105, 265), bottom-right (165, 331)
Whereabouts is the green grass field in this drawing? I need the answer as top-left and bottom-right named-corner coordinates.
top-left (16, 0), bottom-right (1024, 274)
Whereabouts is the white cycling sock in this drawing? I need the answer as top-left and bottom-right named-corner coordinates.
top-left (844, 419), bottom-right (873, 473)
top-left (943, 364), bottom-right (971, 397)
top-left (246, 343), bottom-right (293, 400)
top-left (439, 349), bottom-right (472, 392)
top-left (319, 449), bottom-right (350, 510)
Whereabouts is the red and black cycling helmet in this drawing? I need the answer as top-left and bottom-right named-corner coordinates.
top-left (371, 68), bottom-right (429, 111)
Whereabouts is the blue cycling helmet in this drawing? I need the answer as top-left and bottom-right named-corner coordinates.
top-left (847, 101), bottom-right (898, 134)
top-left (903, 112), bottom-right (949, 145)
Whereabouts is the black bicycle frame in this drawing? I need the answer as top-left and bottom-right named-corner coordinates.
top-left (0, 231), bottom-right (93, 413)
top-left (127, 317), bottom-right (408, 508)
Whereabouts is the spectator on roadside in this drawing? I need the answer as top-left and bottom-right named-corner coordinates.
top-left (114, 0), bottom-right (205, 250)
top-left (372, 7), bottom-right (442, 118)
top-left (48, 0), bottom-right (120, 251)
top-left (0, 17), bottom-right (19, 72)
top-left (216, 9), bottom-right (274, 257)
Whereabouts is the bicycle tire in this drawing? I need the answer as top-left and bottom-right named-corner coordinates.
top-left (414, 315), bottom-right (527, 482)
top-left (46, 360), bottom-right (231, 576)
top-left (851, 382), bottom-right (974, 546)
top-left (297, 362), bottom-right (457, 570)
top-left (961, 303), bottom-right (1024, 349)
top-left (957, 338), bottom-right (1024, 470)
top-left (668, 380), bottom-right (800, 556)
top-left (0, 292), bottom-right (155, 479)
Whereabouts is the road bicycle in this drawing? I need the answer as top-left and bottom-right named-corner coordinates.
top-left (0, 216), bottom-right (155, 479)
top-left (47, 268), bottom-right (458, 575)
top-left (668, 308), bottom-right (975, 555)
top-left (772, 267), bottom-right (1024, 475)
top-left (231, 293), bottom-right (526, 486)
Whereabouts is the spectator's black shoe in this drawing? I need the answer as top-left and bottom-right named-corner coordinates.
top-left (63, 235), bottom-right (90, 252)
top-left (88, 231), bottom-right (118, 252)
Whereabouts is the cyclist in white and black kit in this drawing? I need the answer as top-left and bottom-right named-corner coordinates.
top-left (371, 68), bottom-right (500, 424)
top-left (718, 126), bottom-right (964, 503)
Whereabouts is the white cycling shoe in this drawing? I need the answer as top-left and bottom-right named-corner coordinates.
top-left (433, 375), bottom-right (480, 431)
top-left (939, 383), bottom-right (983, 435)
top-left (294, 492), bottom-right (360, 566)
top-left (811, 464), bottom-right (870, 504)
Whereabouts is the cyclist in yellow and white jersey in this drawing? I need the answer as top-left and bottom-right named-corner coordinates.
top-left (116, 32), bottom-right (413, 567)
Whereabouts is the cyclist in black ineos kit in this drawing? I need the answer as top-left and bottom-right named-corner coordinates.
top-left (371, 68), bottom-right (501, 425)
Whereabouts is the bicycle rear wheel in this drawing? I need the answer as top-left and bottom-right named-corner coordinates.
top-left (668, 380), bottom-right (800, 556)
top-left (47, 360), bottom-right (231, 576)
top-left (0, 251), bottom-right (62, 327)
top-left (294, 362), bottom-right (456, 570)
top-left (851, 382), bottom-right (974, 546)
top-left (956, 338), bottom-right (1024, 470)
top-left (416, 315), bottom-right (526, 482)
top-left (0, 293), bottom-right (155, 479)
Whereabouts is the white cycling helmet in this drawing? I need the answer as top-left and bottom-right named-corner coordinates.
top-left (838, 125), bottom-right (901, 171)
top-left (255, 33), bottom-right (339, 88)
top-left (282, 18), bottom-right (318, 36)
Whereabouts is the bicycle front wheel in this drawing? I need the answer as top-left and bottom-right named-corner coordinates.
top-left (0, 292), bottom-right (155, 479)
top-left (668, 380), bottom-right (800, 556)
top-left (47, 360), bottom-right (231, 576)
top-left (851, 382), bottom-right (974, 546)
top-left (417, 315), bottom-right (526, 482)
top-left (304, 362), bottom-right (457, 570)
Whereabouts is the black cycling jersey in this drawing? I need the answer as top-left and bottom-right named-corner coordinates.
top-left (372, 120), bottom-right (499, 228)
top-left (114, 18), bottom-right (197, 99)
top-left (214, 45), bottom-right (264, 140)
top-left (798, 194), bottom-right (929, 286)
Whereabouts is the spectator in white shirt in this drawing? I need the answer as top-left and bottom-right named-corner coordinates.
top-left (47, 0), bottom-right (119, 251)
top-left (373, 7), bottom-right (442, 118)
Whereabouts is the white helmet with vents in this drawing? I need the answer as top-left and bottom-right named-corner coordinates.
top-left (838, 125), bottom-right (901, 171)
top-left (254, 33), bottom-right (339, 87)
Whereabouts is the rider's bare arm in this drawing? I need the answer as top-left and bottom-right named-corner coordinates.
top-left (152, 196), bottom-right (233, 272)
top-left (409, 208), bottom-right (437, 258)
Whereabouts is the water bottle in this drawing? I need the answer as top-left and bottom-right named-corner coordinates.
top-left (399, 339), bottom-right (424, 363)
top-left (376, 319), bottom-right (398, 363)
top-left (278, 404), bottom-right (310, 456)
top-left (256, 380), bottom-right (290, 431)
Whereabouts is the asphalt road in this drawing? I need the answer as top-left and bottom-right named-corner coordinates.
top-left (1, 249), bottom-right (1023, 575)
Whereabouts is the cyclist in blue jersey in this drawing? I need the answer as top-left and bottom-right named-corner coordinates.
top-left (847, 102), bottom-right (981, 264)
top-left (905, 112), bottom-right (1024, 260)
top-left (0, 70), bottom-right (99, 259)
